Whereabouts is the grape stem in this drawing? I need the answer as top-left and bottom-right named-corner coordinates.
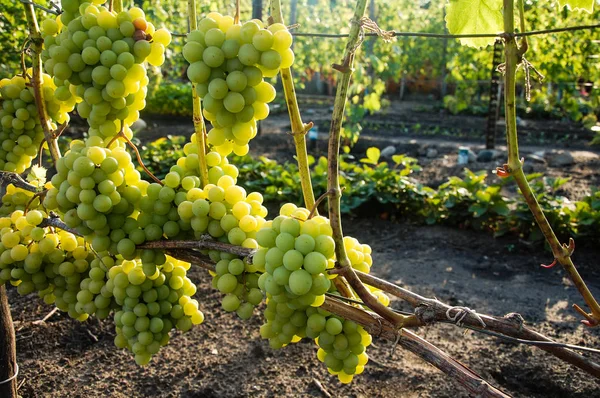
top-left (19, 39), bottom-right (31, 79)
top-left (501, 0), bottom-right (600, 327)
top-left (188, 0), bottom-right (210, 188)
top-left (269, 0), bottom-right (318, 213)
top-left (234, 0), bottom-right (241, 25)
top-left (23, 1), bottom-right (61, 163)
top-left (107, 130), bottom-right (164, 185)
top-left (306, 188), bottom-right (334, 219)
top-left (39, 212), bottom-right (81, 236)
top-left (51, 121), bottom-right (68, 140)
top-left (138, 237), bottom-right (256, 261)
top-left (0, 171), bottom-right (42, 193)
top-left (323, 0), bottom-right (411, 328)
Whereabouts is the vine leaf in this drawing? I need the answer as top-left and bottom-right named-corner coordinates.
top-left (27, 165), bottom-right (47, 186)
top-left (556, 0), bottom-right (594, 13)
top-left (361, 147), bottom-right (380, 164)
top-left (445, 0), bottom-right (503, 48)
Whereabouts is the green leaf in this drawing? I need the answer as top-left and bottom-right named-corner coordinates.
top-left (556, 0), bottom-right (594, 12)
top-left (469, 203), bottom-right (488, 217)
top-left (27, 165), bottom-right (47, 186)
top-left (360, 147), bottom-right (380, 164)
top-left (445, 0), bottom-right (503, 48)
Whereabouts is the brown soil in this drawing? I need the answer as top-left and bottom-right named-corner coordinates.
top-left (8, 101), bottom-right (600, 397)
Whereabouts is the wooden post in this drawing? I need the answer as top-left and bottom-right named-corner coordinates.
top-left (485, 40), bottom-right (504, 149)
top-left (440, 7), bottom-right (448, 99)
top-left (0, 286), bottom-right (18, 398)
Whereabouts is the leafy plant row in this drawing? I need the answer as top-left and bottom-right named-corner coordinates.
top-left (140, 137), bottom-right (600, 245)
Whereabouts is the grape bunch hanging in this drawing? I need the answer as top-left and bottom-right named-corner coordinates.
top-left (184, 12), bottom-right (294, 156)
top-left (40, 0), bottom-right (171, 142)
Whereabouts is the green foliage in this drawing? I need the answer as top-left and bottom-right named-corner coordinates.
top-left (140, 137), bottom-right (600, 245)
top-left (445, 0), bottom-right (503, 48)
top-left (556, 0), bottom-right (595, 13)
top-left (144, 82), bottom-right (194, 117)
top-left (0, 0), bottom-right (42, 78)
top-left (137, 135), bottom-right (187, 178)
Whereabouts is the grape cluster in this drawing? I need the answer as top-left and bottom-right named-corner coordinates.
top-left (183, 13), bottom-right (294, 156)
top-left (0, 192), bottom-right (96, 321)
top-left (314, 314), bottom-right (371, 384)
top-left (252, 202), bottom-right (390, 382)
top-left (255, 204), bottom-right (335, 307)
top-left (255, 204), bottom-right (336, 348)
top-left (109, 256), bottom-right (204, 365)
top-left (174, 167), bottom-right (269, 318)
top-left (44, 139), bottom-right (146, 257)
top-left (0, 74), bottom-right (74, 173)
top-left (211, 258), bottom-right (262, 319)
top-left (41, 4), bottom-right (170, 139)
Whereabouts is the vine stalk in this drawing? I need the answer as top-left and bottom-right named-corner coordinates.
top-left (326, 0), bottom-right (412, 327)
top-left (269, 0), bottom-right (318, 212)
top-left (23, 1), bottom-right (61, 163)
top-left (188, 0), bottom-right (209, 188)
top-left (502, 0), bottom-right (600, 326)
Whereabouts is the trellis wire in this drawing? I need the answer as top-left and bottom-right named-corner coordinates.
top-left (170, 23), bottom-right (600, 38)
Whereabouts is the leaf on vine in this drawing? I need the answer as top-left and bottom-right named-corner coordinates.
top-left (445, 0), bottom-right (503, 48)
top-left (556, 0), bottom-right (594, 12)
top-left (27, 165), bottom-right (47, 186)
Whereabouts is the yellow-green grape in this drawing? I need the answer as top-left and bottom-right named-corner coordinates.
top-left (41, 4), bottom-right (169, 133)
top-left (0, 74), bottom-right (74, 173)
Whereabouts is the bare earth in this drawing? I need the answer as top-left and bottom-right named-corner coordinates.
top-left (7, 102), bottom-right (600, 397)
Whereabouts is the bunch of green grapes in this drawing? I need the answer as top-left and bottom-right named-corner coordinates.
top-left (41, 3), bottom-right (170, 140)
top-left (0, 205), bottom-right (96, 321)
top-left (255, 204), bottom-right (335, 346)
top-left (342, 235), bottom-right (390, 306)
top-left (253, 203), bottom-right (389, 382)
top-left (109, 256), bottom-right (204, 365)
top-left (0, 73), bottom-right (75, 173)
top-left (176, 171), bottom-right (269, 319)
top-left (210, 257), bottom-right (263, 319)
top-left (313, 314), bottom-right (372, 384)
top-left (183, 12), bottom-right (294, 156)
top-left (43, 139), bottom-right (147, 257)
top-left (255, 203), bottom-right (335, 308)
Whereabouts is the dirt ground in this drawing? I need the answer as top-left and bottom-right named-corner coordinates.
top-left (7, 100), bottom-right (600, 397)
